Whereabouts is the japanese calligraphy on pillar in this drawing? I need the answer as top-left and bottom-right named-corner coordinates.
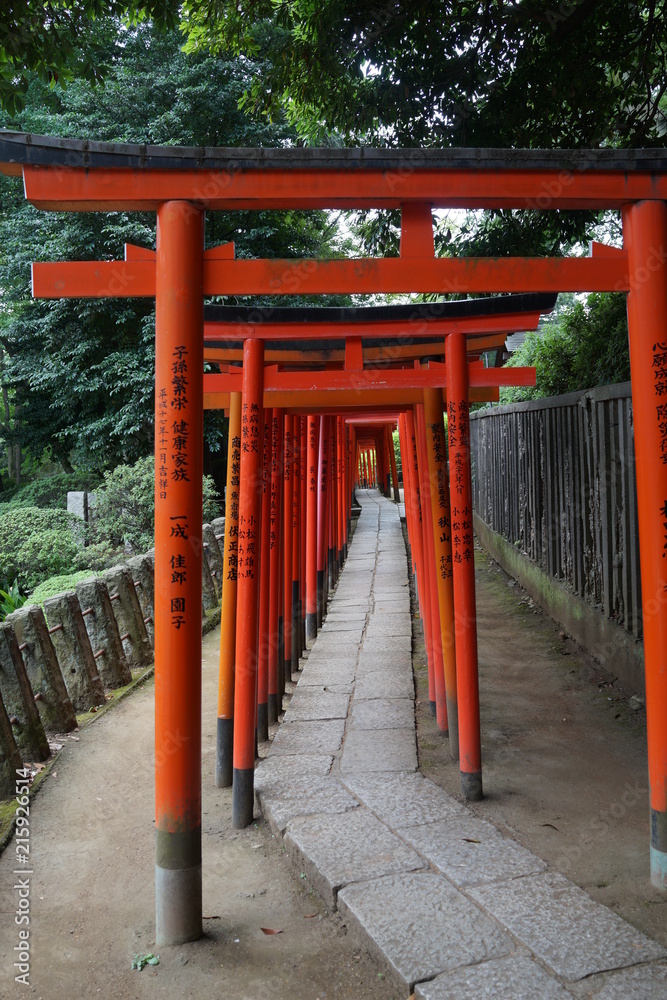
top-left (448, 400), bottom-right (469, 498)
top-left (411, 431), bottom-right (422, 524)
top-left (162, 345), bottom-right (191, 630)
top-left (653, 340), bottom-right (667, 560)
top-left (238, 401), bottom-right (261, 580)
top-left (226, 432), bottom-right (241, 582)
top-left (293, 428), bottom-right (300, 531)
top-left (320, 428), bottom-right (328, 496)
top-left (448, 397), bottom-right (472, 566)
top-left (429, 421), bottom-right (453, 582)
top-left (158, 388), bottom-right (168, 501)
top-left (451, 505), bottom-right (473, 564)
top-left (169, 515), bottom-right (188, 629)
top-left (653, 340), bottom-right (667, 467)
top-left (309, 419), bottom-right (318, 494)
top-left (270, 414), bottom-right (280, 553)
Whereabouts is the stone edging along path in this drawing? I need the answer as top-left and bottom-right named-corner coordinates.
top-left (254, 489), bottom-right (667, 999)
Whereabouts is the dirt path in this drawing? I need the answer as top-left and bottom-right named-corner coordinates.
top-left (414, 543), bottom-right (666, 948)
top-left (0, 629), bottom-right (395, 1000)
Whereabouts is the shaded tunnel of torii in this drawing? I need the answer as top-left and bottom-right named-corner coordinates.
top-left (3, 133), bottom-right (666, 946)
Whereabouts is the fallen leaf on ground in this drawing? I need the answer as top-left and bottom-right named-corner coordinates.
top-left (462, 837), bottom-right (481, 843)
top-left (260, 927), bottom-right (283, 935)
top-left (132, 953), bottom-right (160, 971)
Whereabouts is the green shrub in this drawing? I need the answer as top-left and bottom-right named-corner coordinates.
top-left (0, 506), bottom-right (81, 591)
top-left (500, 292), bottom-right (630, 404)
top-left (4, 472), bottom-right (100, 511)
top-left (29, 571), bottom-right (98, 606)
top-left (72, 540), bottom-right (122, 574)
top-left (92, 455), bottom-right (221, 554)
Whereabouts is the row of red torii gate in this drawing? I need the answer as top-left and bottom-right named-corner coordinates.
top-left (1, 134), bottom-right (665, 946)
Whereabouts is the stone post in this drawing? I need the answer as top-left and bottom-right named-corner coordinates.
top-left (43, 592), bottom-right (106, 712)
top-left (6, 606), bottom-right (77, 732)
top-left (0, 623), bottom-right (49, 760)
top-left (103, 566), bottom-right (153, 669)
top-left (75, 578), bottom-right (132, 687)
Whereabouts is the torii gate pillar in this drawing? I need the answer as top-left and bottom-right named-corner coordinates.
top-left (154, 201), bottom-right (205, 944)
top-left (623, 199), bottom-right (667, 889)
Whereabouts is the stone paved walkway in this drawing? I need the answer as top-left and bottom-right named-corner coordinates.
top-left (255, 490), bottom-right (667, 999)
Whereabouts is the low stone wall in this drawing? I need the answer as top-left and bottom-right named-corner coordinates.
top-left (0, 520), bottom-right (224, 796)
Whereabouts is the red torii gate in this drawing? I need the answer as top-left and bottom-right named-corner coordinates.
top-left (3, 135), bottom-right (666, 944)
top-left (200, 295), bottom-right (550, 801)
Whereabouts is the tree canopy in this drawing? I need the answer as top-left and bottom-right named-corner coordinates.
top-left (0, 22), bottom-right (348, 478)
top-left (0, 0), bottom-right (178, 115)
top-left (179, 1), bottom-right (667, 148)
top-left (178, 0), bottom-right (667, 257)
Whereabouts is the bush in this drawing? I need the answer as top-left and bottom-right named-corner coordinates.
top-left (91, 455), bottom-right (221, 555)
top-left (0, 506), bottom-right (80, 591)
top-left (500, 292), bottom-right (630, 404)
top-left (2, 472), bottom-right (100, 510)
top-left (29, 571), bottom-right (98, 607)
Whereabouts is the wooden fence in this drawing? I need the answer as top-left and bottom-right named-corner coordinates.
top-left (469, 383), bottom-right (642, 640)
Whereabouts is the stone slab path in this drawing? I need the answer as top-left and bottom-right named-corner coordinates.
top-left (255, 489), bottom-right (667, 999)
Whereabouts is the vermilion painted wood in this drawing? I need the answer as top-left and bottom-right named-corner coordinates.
top-left (417, 402), bottom-right (448, 732)
top-left (23, 163), bottom-right (667, 211)
top-left (257, 409), bottom-right (273, 743)
top-left (202, 364), bottom-right (536, 394)
top-left (424, 387), bottom-right (459, 760)
top-left (405, 408), bottom-right (435, 710)
top-left (153, 201), bottom-right (204, 944)
top-left (446, 332), bottom-right (482, 802)
top-left (204, 336), bottom-right (508, 364)
top-left (622, 200), bottom-right (667, 889)
top-left (306, 415), bottom-right (319, 641)
top-left (282, 415), bottom-right (293, 686)
top-left (268, 408), bottom-right (283, 724)
top-left (203, 316), bottom-right (540, 342)
top-left (300, 416), bottom-right (308, 654)
top-left (388, 424), bottom-right (400, 502)
top-left (398, 414), bottom-right (418, 586)
top-left (336, 417), bottom-right (345, 564)
top-left (232, 339), bottom-right (265, 827)
top-left (203, 387), bottom-right (501, 410)
top-left (31, 255), bottom-right (630, 298)
top-left (290, 417), bottom-right (301, 678)
top-left (216, 391), bottom-right (241, 787)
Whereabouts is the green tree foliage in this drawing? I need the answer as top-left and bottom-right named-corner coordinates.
top-left (1, 472), bottom-right (99, 509)
top-left (91, 454), bottom-right (220, 554)
top-left (179, 1), bottom-right (666, 259)
top-left (0, 0), bottom-right (179, 115)
top-left (179, 1), bottom-right (667, 148)
top-left (0, 506), bottom-right (81, 589)
top-left (0, 22), bottom-right (348, 473)
top-left (500, 292), bottom-right (630, 403)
